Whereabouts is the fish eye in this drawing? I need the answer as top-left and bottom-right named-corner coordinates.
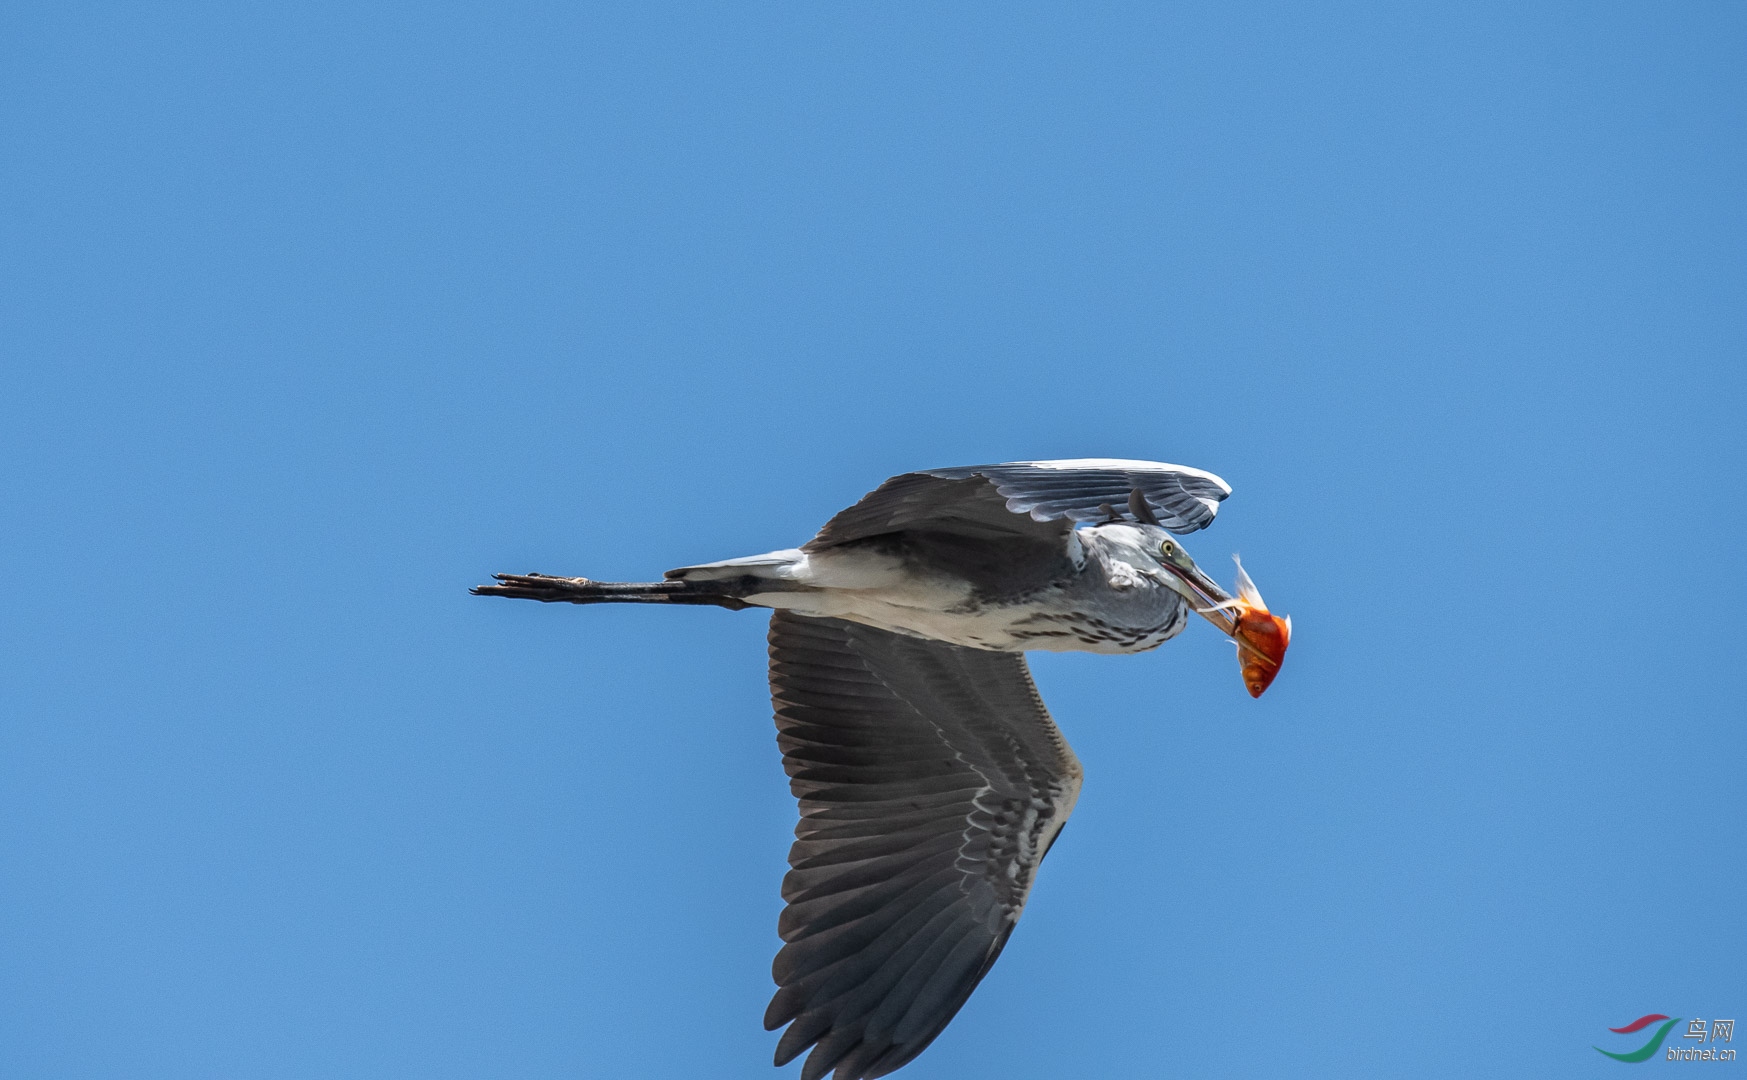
top-left (1160, 541), bottom-right (1176, 558)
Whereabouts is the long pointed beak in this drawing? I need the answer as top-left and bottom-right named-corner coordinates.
top-left (1154, 554), bottom-right (1239, 636)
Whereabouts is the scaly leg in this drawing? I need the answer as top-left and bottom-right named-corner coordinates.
top-left (471, 573), bottom-right (754, 610)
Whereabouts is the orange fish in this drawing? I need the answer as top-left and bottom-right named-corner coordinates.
top-left (1154, 544), bottom-right (1293, 697)
top-left (1225, 557), bottom-right (1291, 698)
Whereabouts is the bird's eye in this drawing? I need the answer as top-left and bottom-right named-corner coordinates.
top-left (1160, 541), bottom-right (1176, 558)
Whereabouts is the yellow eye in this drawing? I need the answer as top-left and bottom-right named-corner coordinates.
top-left (1160, 541), bottom-right (1175, 558)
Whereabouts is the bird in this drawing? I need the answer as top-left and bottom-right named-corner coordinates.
top-left (472, 458), bottom-right (1289, 1080)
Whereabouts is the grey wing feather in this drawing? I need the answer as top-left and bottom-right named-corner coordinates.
top-left (806, 458), bottom-right (1229, 551)
top-left (929, 459), bottom-right (1230, 533)
top-left (766, 611), bottom-right (1082, 1080)
top-left (803, 472), bottom-right (1057, 552)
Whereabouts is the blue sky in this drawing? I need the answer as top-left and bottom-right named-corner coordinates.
top-left (2, 4), bottom-right (1742, 1078)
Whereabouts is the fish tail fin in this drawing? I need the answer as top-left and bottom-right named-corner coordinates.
top-left (1231, 554), bottom-right (1268, 611)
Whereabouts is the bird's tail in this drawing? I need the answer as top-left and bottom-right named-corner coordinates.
top-left (471, 573), bottom-right (755, 610)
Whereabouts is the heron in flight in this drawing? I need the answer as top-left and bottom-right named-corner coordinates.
top-left (473, 459), bottom-right (1289, 1080)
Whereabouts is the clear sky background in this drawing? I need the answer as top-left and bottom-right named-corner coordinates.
top-left (3, 4), bottom-right (1743, 1078)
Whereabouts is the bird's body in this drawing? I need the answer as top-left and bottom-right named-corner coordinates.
top-left (669, 523), bottom-right (1191, 653)
top-left (474, 459), bottom-right (1289, 1080)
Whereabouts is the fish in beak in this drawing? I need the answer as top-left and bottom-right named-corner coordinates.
top-left (1155, 545), bottom-right (1292, 698)
top-left (1225, 558), bottom-right (1291, 697)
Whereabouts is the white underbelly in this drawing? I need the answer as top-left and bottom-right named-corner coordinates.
top-left (746, 589), bottom-right (1014, 649)
top-left (746, 589), bottom-right (1174, 654)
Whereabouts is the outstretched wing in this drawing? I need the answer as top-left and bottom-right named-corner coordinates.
top-left (805, 458), bottom-right (1230, 551)
top-left (765, 611), bottom-right (1083, 1080)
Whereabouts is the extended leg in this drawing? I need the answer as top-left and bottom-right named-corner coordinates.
top-left (470, 573), bottom-right (754, 610)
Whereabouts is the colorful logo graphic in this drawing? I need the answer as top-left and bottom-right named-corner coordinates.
top-left (1596, 1014), bottom-right (1680, 1062)
top-left (1596, 1015), bottom-right (1738, 1062)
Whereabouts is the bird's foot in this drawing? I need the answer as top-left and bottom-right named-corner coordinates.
top-left (470, 573), bottom-right (598, 602)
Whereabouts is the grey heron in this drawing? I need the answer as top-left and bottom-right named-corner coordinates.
top-left (473, 459), bottom-right (1290, 1080)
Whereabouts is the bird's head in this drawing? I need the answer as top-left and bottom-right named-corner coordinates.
top-left (1148, 535), bottom-right (1292, 698)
